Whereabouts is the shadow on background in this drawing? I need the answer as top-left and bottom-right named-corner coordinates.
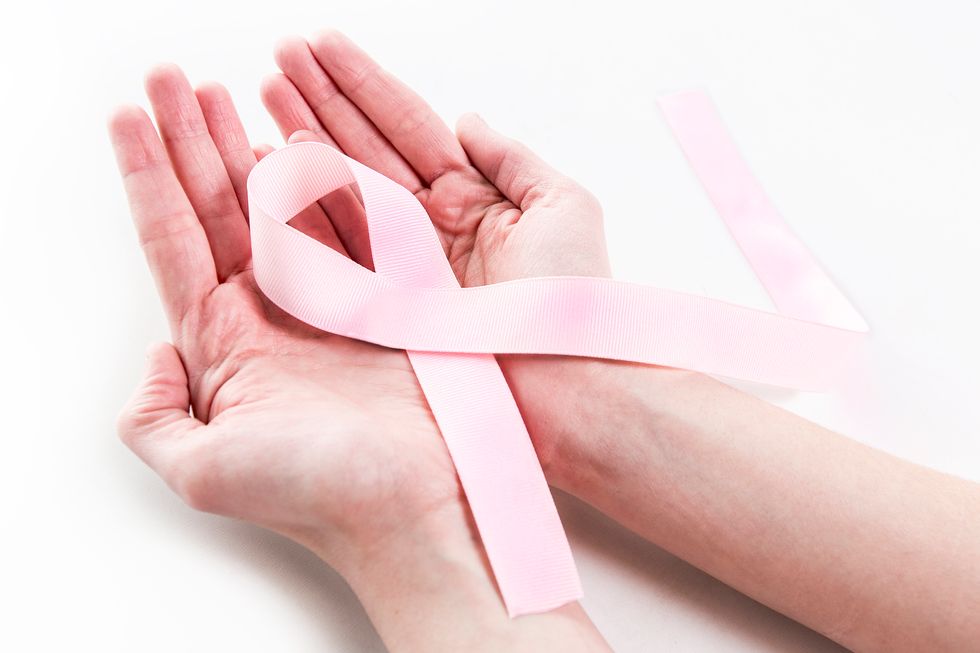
top-left (120, 443), bottom-right (846, 652)
top-left (555, 489), bottom-right (849, 652)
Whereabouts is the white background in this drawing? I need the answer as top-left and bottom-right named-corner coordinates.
top-left (1, 1), bottom-right (978, 650)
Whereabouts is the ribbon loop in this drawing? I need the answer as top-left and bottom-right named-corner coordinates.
top-left (247, 90), bottom-right (868, 617)
top-left (249, 142), bottom-right (583, 617)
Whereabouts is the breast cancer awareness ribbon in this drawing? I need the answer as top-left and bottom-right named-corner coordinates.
top-left (247, 90), bottom-right (868, 617)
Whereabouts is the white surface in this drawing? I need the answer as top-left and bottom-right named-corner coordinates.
top-left (2, 1), bottom-right (978, 650)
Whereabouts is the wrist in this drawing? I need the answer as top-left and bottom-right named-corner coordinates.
top-left (499, 355), bottom-right (708, 494)
top-left (343, 497), bottom-right (499, 642)
top-left (323, 488), bottom-right (608, 652)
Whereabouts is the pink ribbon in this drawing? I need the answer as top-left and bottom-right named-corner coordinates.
top-left (658, 90), bottom-right (868, 330)
top-left (247, 90), bottom-right (867, 617)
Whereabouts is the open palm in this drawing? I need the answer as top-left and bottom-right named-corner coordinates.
top-left (110, 31), bottom-right (609, 567)
top-left (262, 31), bottom-right (610, 287)
top-left (110, 65), bottom-right (464, 567)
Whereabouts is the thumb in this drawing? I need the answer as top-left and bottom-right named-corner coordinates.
top-left (456, 112), bottom-right (582, 210)
top-left (117, 342), bottom-right (203, 462)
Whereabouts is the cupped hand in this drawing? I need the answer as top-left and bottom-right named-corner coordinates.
top-left (111, 31), bottom-right (615, 570)
top-left (262, 31), bottom-right (616, 479)
top-left (262, 31), bottom-right (611, 287)
top-left (109, 66), bottom-right (467, 569)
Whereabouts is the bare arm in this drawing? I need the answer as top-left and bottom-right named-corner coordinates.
top-left (340, 488), bottom-right (610, 652)
top-left (109, 65), bottom-right (610, 652)
top-left (262, 31), bottom-right (980, 650)
top-left (507, 356), bottom-right (980, 652)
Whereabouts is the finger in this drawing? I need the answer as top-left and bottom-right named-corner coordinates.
top-left (244, 135), bottom-right (348, 254)
top-left (195, 81), bottom-right (258, 221)
top-left (308, 30), bottom-right (469, 186)
top-left (254, 131), bottom-right (347, 255)
top-left (145, 64), bottom-right (251, 280)
top-left (287, 130), bottom-right (373, 269)
top-left (118, 342), bottom-right (212, 510)
top-left (288, 200), bottom-right (349, 253)
top-left (108, 104), bottom-right (217, 326)
top-left (456, 112), bottom-right (566, 210)
top-left (252, 143), bottom-right (275, 160)
top-left (271, 38), bottom-right (423, 193)
top-left (249, 86), bottom-right (370, 265)
top-left (260, 73), bottom-right (336, 145)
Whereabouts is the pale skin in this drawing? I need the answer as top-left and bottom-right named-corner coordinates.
top-left (109, 30), bottom-right (980, 653)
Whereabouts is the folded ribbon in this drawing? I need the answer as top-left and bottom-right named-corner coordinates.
top-left (247, 90), bottom-right (867, 617)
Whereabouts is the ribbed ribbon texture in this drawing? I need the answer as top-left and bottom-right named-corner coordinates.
top-left (246, 89), bottom-right (867, 617)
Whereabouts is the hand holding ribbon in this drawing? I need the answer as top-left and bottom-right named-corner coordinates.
top-left (254, 38), bottom-right (866, 614)
top-left (111, 33), bottom-right (866, 623)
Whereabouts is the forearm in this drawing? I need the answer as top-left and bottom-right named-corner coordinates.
top-left (504, 357), bottom-right (980, 652)
top-left (320, 492), bottom-right (610, 653)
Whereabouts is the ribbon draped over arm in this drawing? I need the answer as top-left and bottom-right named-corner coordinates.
top-left (246, 90), bottom-right (867, 617)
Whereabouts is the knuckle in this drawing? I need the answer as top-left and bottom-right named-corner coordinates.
top-left (116, 396), bottom-right (160, 450)
top-left (347, 62), bottom-right (379, 96)
top-left (557, 178), bottom-right (604, 216)
top-left (394, 105), bottom-right (432, 141)
top-left (312, 78), bottom-right (344, 112)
